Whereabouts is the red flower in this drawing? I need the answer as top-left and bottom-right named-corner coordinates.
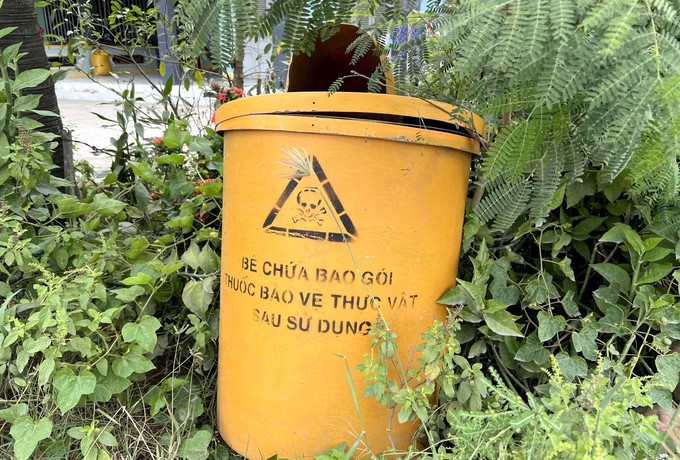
top-left (232, 87), bottom-right (244, 98)
top-left (211, 112), bottom-right (216, 123)
top-left (149, 192), bottom-right (160, 201)
top-left (194, 178), bottom-right (216, 195)
top-left (152, 137), bottom-right (164, 145)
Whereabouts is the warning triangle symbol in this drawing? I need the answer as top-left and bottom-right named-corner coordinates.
top-left (263, 156), bottom-right (357, 242)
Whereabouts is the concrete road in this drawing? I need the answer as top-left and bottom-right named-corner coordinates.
top-left (55, 72), bottom-right (212, 176)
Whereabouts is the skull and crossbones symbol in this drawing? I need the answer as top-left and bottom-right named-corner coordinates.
top-left (293, 187), bottom-right (327, 225)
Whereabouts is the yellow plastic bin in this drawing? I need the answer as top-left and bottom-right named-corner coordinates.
top-left (215, 92), bottom-right (483, 458)
top-left (91, 50), bottom-right (112, 77)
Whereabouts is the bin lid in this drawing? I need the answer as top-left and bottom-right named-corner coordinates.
top-left (216, 92), bottom-right (483, 135)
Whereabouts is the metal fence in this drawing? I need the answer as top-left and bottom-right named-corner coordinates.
top-left (38, 0), bottom-right (152, 44)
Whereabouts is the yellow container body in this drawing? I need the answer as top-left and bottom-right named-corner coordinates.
top-left (216, 93), bottom-right (482, 458)
top-left (91, 50), bottom-right (111, 77)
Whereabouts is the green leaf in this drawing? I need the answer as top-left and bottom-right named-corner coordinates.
top-left (129, 161), bottom-right (163, 186)
top-left (92, 373), bottom-right (132, 402)
top-left (182, 276), bottom-right (216, 320)
top-left (178, 429), bottom-right (212, 460)
top-left (23, 335), bottom-right (51, 354)
top-left (163, 123), bottom-right (192, 149)
top-left (514, 333), bottom-right (550, 365)
top-left (572, 322), bottom-right (599, 361)
top-left (555, 352), bottom-right (588, 382)
top-left (38, 357), bottom-right (55, 387)
top-left (124, 236), bottom-right (150, 260)
top-left (483, 309), bottom-right (524, 337)
top-left (56, 196), bottom-right (93, 218)
top-left (181, 242), bottom-right (202, 270)
top-left (561, 291), bottom-right (580, 317)
top-left (12, 94), bottom-right (41, 113)
top-left (573, 217), bottom-right (607, 237)
top-left (556, 257), bottom-right (575, 281)
top-left (537, 311), bottom-right (566, 342)
top-left (112, 346), bottom-right (155, 378)
top-left (655, 353), bottom-right (680, 391)
top-left (456, 280), bottom-right (485, 312)
top-left (592, 263), bottom-right (631, 294)
top-left (11, 416), bottom-right (53, 460)
top-left (198, 244), bottom-right (220, 272)
top-left (92, 193), bottom-right (126, 217)
top-left (98, 430), bottom-right (118, 447)
top-left (12, 69), bottom-right (51, 92)
top-left (600, 224), bottom-right (644, 255)
top-left (637, 264), bottom-right (674, 285)
top-left (112, 285), bottom-right (146, 302)
top-left (0, 403), bottom-right (28, 423)
top-left (155, 154), bottom-right (186, 165)
top-left (0, 27), bottom-right (17, 40)
top-left (121, 315), bottom-right (161, 353)
top-left (53, 368), bottom-right (96, 414)
top-left (121, 272), bottom-right (153, 286)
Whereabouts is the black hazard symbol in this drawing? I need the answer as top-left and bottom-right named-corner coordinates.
top-left (262, 157), bottom-right (358, 242)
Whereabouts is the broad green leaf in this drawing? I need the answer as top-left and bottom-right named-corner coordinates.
top-left (572, 322), bottom-right (599, 361)
top-left (600, 223), bottom-right (644, 255)
top-left (23, 336), bottom-right (51, 354)
top-left (0, 403), bottom-right (28, 423)
top-left (2, 43), bottom-right (22, 66)
top-left (556, 257), bottom-right (575, 281)
top-left (38, 357), bottom-right (55, 387)
top-left (642, 246), bottom-right (674, 262)
top-left (0, 27), bottom-right (17, 40)
top-left (121, 315), bottom-right (161, 353)
top-left (537, 311), bottom-right (566, 342)
top-left (56, 196), bottom-right (93, 218)
top-left (53, 368), bottom-right (96, 414)
top-left (555, 353), bottom-right (588, 382)
top-left (514, 333), bottom-right (550, 365)
top-left (155, 153), bottom-right (186, 165)
top-left (112, 346), bottom-right (155, 378)
top-left (637, 264), bottom-right (674, 285)
top-left (572, 217), bottom-right (606, 236)
top-left (166, 213), bottom-right (194, 228)
top-left (129, 161), bottom-right (163, 186)
top-left (483, 309), bottom-right (523, 338)
top-left (12, 94), bottom-right (41, 113)
top-left (121, 272), bottom-right (153, 286)
top-left (655, 353), bottom-right (680, 390)
top-left (112, 285), bottom-right (146, 302)
top-left (592, 263), bottom-right (631, 294)
top-left (11, 416), bottom-right (53, 460)
top-left (198, 244), bottom-right (220, 273)
top-left (178, 429), bottom-right (212, 460)
top-left (182, 276), bottom-right (216, 319)
top-left (92, 373), bottom-right (132, 402)
top-left (454, 279), bottom-right (485, 312)
top-left (181, 242), bottom-right (202, 270)
top-left (12, 69), bottom-right (51, 91)
top-left (98, 430), bottom-right (118, 447)
top-left (92, 193), bottom-right (126, 217)
top-left (163, 122), bottom-right (192, 149)
top-left (561, 291), bottom-right (580, 317)
top-left (124, 236), bottom-right (150, 260)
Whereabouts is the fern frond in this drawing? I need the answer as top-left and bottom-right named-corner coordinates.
top-left (483, 114), bottom-right (548, 183)
top-left (529, 147), bottom-right (564, 225)
top-left (548, 0), bottom-right (576, 43)
top-left (477, 177), bottom-right (532, 233)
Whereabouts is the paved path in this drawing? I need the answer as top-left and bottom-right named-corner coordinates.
top-left (56, 72), bottom-right (213, 176)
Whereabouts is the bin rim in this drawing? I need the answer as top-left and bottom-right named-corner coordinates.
top-left (214, 92), bottom-right (485, 139)
top-left (216, 113), bottom-right (482, 154)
